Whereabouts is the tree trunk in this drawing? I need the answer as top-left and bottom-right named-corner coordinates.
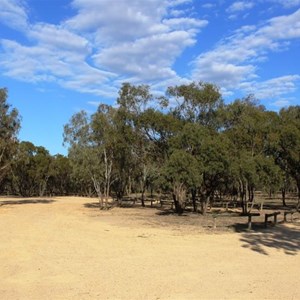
top-left (239, 179), bottom-right (246, 214)
top-left (281, 188), bottom-right (287, 207)
top-left (173, 183), bottom-right (185, 215)
top-left (172, 193), bottom-right (184, 215)
top-left (250, 186), bottom-right (254, 202)
top-left (297, 180), bottom-right (300, 209)
top-left (141, 189), bottom-right (145, 207)
top-left (191, 188), bottom-right (197, 212)
top-left (39, 176), bottom-right (49, 197)
top-left (140, 163), bottom-right (147, 207)
top-left (91, 175), bottom-right (103, 209)
top-left (200, 194), bottom-right (210, 215)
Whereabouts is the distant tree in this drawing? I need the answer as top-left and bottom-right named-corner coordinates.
top-left (272, 106), bottom-right (300, 206)
top-left (63, 111), bottom-right (100, 198)
top-left (91, 104), bottom-right (118, 207)
top-left (222, 97), bottom-right (276, 213)
top-left (48, 155), bottom-right (72, 196)
top-left (64, 109), bottom-right (117, 208)
top-left (166, 82), bottom-right (228, 214)
top-left (33, 145), bottom-right (52, 196)
top-left (163, 149), bottom-right (200, 214)
top-left (0, 88), bottom-right (20, 185)
top-left (11, 142), bottom-right (51, 197)
top-left (116, 83), bottom-right (159, 205)
top-left (138, 108), bottom-right (183, 203)
top-left (111, 83), bottom-right (152, 199)
top-left (174, 123), bottom-right (230, 214)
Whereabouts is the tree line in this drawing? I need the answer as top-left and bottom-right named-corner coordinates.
top-left (1, 84), bottom-right (299, 214)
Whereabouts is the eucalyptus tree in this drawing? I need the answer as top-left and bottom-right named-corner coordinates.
top-left (139, 108), bottom-right (182, 161)
top-left (0, 88), bottom-right (20, 185)
top-left (274, 106), bottom-right (300, 205)
top-left (164, 82), bottom-right (229, 213)
top-left (64, 109), bottom-right (117, 207)
top-left (170, 122), bottom-right (230, 214)
top-left (48, 154), bottom-right (72, 196)
top-left (90, 104), bottom-right (118, 206)
top-left (167, 81), bottom-right (224, 129)
top-left (114, 83), bottom-right (175, 204)
top-left (163, 149), bottom-right (200, 214)
top-left (63, 111), bottom-right (102, 201)
top-left (11, 141), bottom-right (36, 196)
top-left (255, 155), bottom-right (283, 198)
top-left (11, 141), bottom-right (52, 197)
top-left (222, 97), bottom-right (281, 213)
top-left (223, 98), bottom-right (262, 212)
top-left (138, 108), bottom-right (184, 206)
top-left (33, 145), bottom-right (52, 196)
top-left (115, 83), bottom-right (152, 203)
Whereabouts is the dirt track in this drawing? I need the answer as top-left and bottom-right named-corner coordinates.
top-left (0, 196), bottom-right (299, 299)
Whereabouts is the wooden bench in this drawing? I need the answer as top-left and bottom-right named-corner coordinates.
top-left (246, 213), bottom-right (260, 230)
top-left (221, 200), bottom-right (240, 211)
top-left (119, 198), bottom-right (136, 206)
top-left (283, 210), bottom-right (297, 222)
top-left (143, 198), bottom-right (157, 207)
top-left (160, 199), bottom-right (174, 209)
top-left (264, 212), bottom-right (280, 227)
top-left (247, 200), bottom-right (264, 212)
top-left (185, 200), bottom-right (200, 209)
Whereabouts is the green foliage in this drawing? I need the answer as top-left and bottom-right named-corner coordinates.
top-left (48, 154), bottom-right (72, 195)
top-left (163, 149), bottom-right (201, 189)
top-left (11, 142), bottom-right (52, 196)
top-left (168, 81), bottom-right (223, 128)
top-left (0, 88), bottom-right (20, 184)
top-left (274, 106), bottom-right (300, 199)
top-left (2, 84), bottom-right (300, 211)
top-left (61, 83), bottom-right (300, 210)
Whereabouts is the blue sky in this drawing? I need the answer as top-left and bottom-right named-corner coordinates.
top-left (1, 0), bottom-right (300, 155)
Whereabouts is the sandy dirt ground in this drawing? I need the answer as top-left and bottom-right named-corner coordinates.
top-left (0, 196), bottom-right (299, 300)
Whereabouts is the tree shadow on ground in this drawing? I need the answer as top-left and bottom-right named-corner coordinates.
top-left (156, 209), bottom-right (189, 216)
top-left (263, 203), bottom-right (298, 211)
top-left (0, 199), bottom-right (56, 206)
top-left (84, 202), bottom-right (100, 209)
top-left (84, 201), bottom-right (118, 209)
top-left (232, 222), bottom-right (300, 256)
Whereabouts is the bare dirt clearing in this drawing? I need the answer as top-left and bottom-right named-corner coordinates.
top-left (0, 196), bottom-right (299, 300)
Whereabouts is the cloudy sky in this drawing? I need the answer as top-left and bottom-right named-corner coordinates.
top-left (1, 0), bottom-right (300, 154)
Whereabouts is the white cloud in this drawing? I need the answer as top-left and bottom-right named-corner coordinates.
top-left (28, 23), bottom-right (91, 54)
top-left (0, 0), bottom-right (207, 97)
top-left (163, 18), bottom-right (208, 30)
top-left (1, 0), bottom-right (299, 105)
top-left (93, 30), bottom-right (197, 81)
top-left (0, 37), bottom-right (117, 97)
top-left (82, 0), bottom-right (207, 84)
top-left (268, 0), bottom-right (300, 8)
top-left (258, 9), bottom-right (300, 39)
top-left (239, 75), bottom-right (300, 99)
top-left (226, 1), bottom-right (255, 13)
top-left (202, 3), bottom-right (216, 9)
top-left (168, 0), bottom-right (192, 6)
top-left (192, 9), bottom-right (300, 100)
top-left (87, 101), bottom-right (102, 107)
top-left (271, 99), bottom-right (291, 108)
top-left (0, 0), bottom-right (28, 30)
top-left (66, 0), bottom-right (192, 43)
